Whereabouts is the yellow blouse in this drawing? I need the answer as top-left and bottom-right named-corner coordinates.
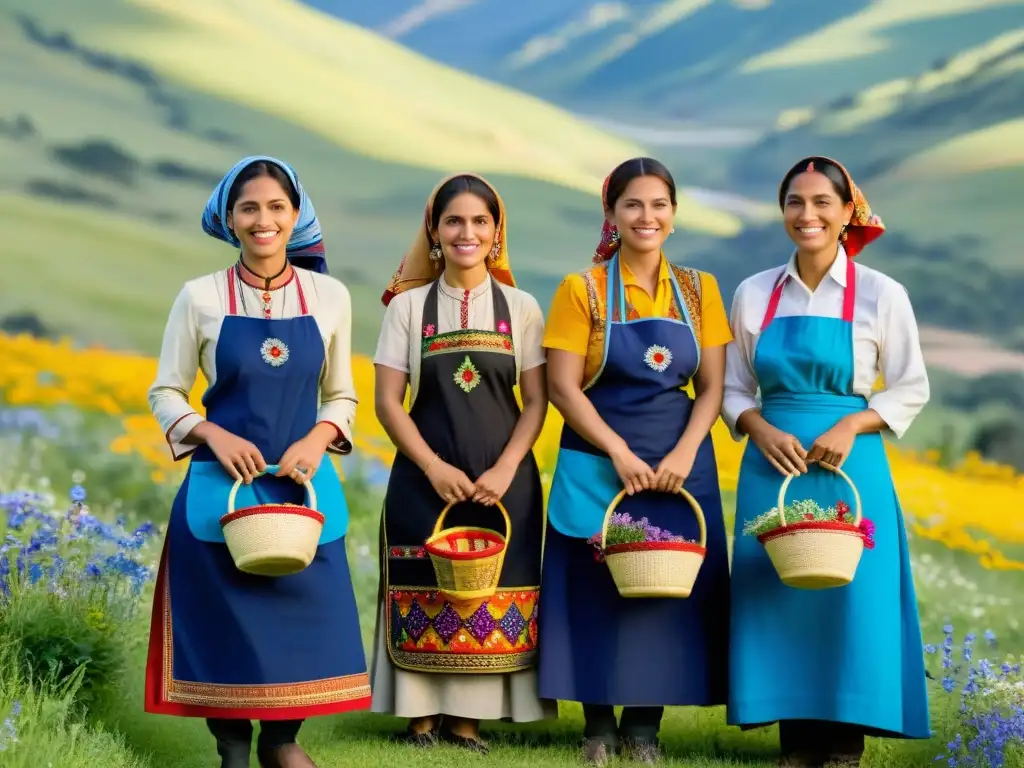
top-left (543, 257), bottom-right (733, 386)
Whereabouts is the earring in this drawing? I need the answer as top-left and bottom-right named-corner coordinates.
top-left (610, 228), bottom-right (620, 243)
top-left (670, 227), bottom-right (675, 234)
top-left (429, 244), bottom-right (442, 263)
top-left (840, 226), bottom-right (849, 242)
top-left (488, 240), bottom-right (500, 262)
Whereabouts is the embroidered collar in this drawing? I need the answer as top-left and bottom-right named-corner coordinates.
top-left (785, 244), bottom-right (849, 289)
top-left (438, 274), bottom-right (491, 301)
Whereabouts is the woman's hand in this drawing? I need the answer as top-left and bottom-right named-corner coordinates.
top-left (427, 461), bottom-right (477, 506)
top-left (276, 434), bottom-right (328, 484)
top-left (748, 422), bottom-right (808, 476)
top-left (203, 424), bottom-right (266, 483)
top-left (609, 445), bottom-right (656, 496)
top-left (806, 422), bottom-right (857, 469)
top-left (473, 461), bottom-right (517, 506)
top-left (653, 445), bottom-right (696, 493)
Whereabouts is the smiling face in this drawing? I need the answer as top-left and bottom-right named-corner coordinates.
top-left (432, 192), bottom-right (497, 272)
top-left (782, 171), bottom-right (854, 254)
top-left (607, 175), bottom-right (676, 256)
top-left (226, 175), bottom-right (299, 262)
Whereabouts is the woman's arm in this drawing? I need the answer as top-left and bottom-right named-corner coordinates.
top-left (147, 285), bottom-right (206, 460)
top-left (374, 365), bottom-right (438, 472)
top-left (862, 280), bottom-right (930, 438)
top-left (676, 344), bottom-right (725, 454)
top-left (316, 279), bottom-right (357, 454)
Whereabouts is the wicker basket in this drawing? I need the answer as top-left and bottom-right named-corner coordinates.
top-left (758, 463), bottom-right (864, 589)
top-left (425, 502), bottom-right (510, 601)
top-left (601, 487), bottom-right (708, 598)
top-left (219, 464), bottom-right (324, 577)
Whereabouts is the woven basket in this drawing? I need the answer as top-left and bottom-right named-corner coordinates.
top-left (758, 463), bottom-right (864, 589)
top-left (601, 487), bottom-right (708, 599)
top-left (219, 464), bottom-right (324, 577)
top-left (425, 502), bottom-right (510, 601)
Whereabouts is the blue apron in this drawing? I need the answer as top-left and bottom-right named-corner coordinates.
top-left (537, 255), bottom-right (730, 706)
top-left (145, 267), bottom-right (370, 720)
top-left (727, 259), bottom-right (930, 739)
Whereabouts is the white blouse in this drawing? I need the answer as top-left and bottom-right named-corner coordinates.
top-left (148, 267), bottom-right (357, 460)
top-left (722, 246), bottom-right (930, 440)
top-left (374, 275), bottom-right (546, 406)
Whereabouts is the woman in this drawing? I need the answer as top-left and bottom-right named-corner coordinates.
top-left (540, 157), bottom-right (733, 765)
top-left (724, 156), bottom-right (931, 767)
top-left (145, 156), bottom-right (370, 768)
top-left (371, 173), bottom-right (554, 752)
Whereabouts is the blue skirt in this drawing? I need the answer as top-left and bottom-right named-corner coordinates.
top-left (537, 467), bottom-right (730, 707)
top-left (145, 469), bottom-right (371, 720)
top-left (728, 395), bottom-right (930, 738)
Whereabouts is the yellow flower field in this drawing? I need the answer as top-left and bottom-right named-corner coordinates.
top-left (3, 331), bottom-right (1024, 568)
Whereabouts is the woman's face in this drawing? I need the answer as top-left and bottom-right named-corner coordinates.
top-left (608, 175), bottom-right (676, 256)
top-left (433, 192), bottom-right (497, 271)
top-left (226, 175), bottom-right (299, 261)
top-left (782, 172), bottom-right (854, 253)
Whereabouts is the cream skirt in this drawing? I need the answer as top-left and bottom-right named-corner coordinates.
top-left (370, 604), bottom-right (557, 722)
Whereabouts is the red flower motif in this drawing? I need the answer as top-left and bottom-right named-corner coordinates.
top-left (423, 324), bottom-right (436, 337)
top-left (428, 341), bottom-right (441, 351)
top-left (804, 513), bottom-right (815, 521)
top-left (502, 339), bottom-right (512, 349)
top-left (836, 500), bottom-right (850, 521)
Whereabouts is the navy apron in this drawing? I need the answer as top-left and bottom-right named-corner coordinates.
top-left (538, 254), bottom-right (730, 706)
top-left (378, 279), bottom-right (544, 675)
top-left (728, 259), bottom-right (930, 738)
top-left (145, 267), bottom-right (371, 720)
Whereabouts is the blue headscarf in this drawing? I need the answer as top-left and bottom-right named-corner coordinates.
top-left (202, 155), bottom-right (327, 274)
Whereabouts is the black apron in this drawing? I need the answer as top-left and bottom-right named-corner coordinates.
top-left (380, 279), bottom-right (544, 674)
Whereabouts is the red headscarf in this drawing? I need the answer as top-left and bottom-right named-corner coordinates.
top-left (786, 157), bottom-right (885, 258)
top-left (593, 172), bottom-right (620, 264)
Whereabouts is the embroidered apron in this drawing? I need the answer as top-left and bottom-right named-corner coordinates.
top-left (728, 260), bottom-right (930, 738)
top-left (380, 279), bottom-right (544, 674)
top-left (145, 267), bottom-right (370, 720)
top-left (537, 254), bottom-right (730, 706)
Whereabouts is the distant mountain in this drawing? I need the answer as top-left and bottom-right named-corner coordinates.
top-left (307, 0), bottom-right (1024, 124)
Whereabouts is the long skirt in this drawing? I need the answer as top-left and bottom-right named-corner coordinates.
top-left (145, 468), bottom-right (371, 720)
top-left (728, 395), bottom-right (930, 738)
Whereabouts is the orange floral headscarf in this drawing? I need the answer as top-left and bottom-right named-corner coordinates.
top-left (381, 173), bottom-right (516, 306)
top-left (783, 157), bottom-right (884, 259)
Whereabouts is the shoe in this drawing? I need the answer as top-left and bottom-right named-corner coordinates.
top-left (582, 738), bottom-right (613, 765)
top-left (215, 739), bottom-right (251, 768)
top-left (621, 738), bottom-right (662, 763)
top-left (439, 725), bottom-right (490, 754)
top-left (256, 743), bottom-right (318, 768)
top-left (398, 726), bottom-right (439, 747)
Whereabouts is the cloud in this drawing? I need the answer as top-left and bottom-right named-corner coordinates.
top-left (507, 2), bottom-right (631, 69)
top-left (379, 0), bottom-right (480, 39)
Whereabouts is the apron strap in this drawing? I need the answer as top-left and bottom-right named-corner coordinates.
top-left (225, 267), bottom-right (238, 316)
top-left (294, 270), bottom-right (310, 316)
top-left (760, 259), bottom-right (856, 331)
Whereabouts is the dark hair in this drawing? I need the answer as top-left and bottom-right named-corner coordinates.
top-left (604, 157), bottom-right (677, 211)
top-left (778, 157), bottom-right (852, 208)
top-left (430, 175), bottom-right (501, 232)
top-left (226, 161), bottom-right (300, 212)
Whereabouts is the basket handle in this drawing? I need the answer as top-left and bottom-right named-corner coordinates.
top-left (775, 461), bottom-right (861, 529)
top-left (226, 464), bottom-right (318, 515)
top-left (432, 500), bottom-right (511, 548)
top-left (599, 485), bottom-right (707, 550)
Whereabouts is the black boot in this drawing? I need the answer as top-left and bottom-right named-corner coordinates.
top-left (208, 718), bottom-right (253, 768)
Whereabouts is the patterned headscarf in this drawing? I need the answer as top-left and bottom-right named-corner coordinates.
top-left (202, 156), bottom-right (327, 274)
top-left (783, 157), bottom-right (884, 259)
top-left (381, 173), bottom-right (516, 306)
top-left (594, 172), bottom-right (621, 263)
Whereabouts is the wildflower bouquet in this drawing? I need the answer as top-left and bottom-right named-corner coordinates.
top-left (742, 499), bottom-right (876, 548)
top-left (744, 486), bottom-right (872, 589)
top-left (592, 495), bottom-right (708, 599)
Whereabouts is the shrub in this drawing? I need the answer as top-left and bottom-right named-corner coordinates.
top-left (0, 483), bottom-right (158, 709)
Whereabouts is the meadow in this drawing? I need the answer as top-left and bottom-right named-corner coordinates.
top-left (4, 329), bottom-right (1024, 767)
